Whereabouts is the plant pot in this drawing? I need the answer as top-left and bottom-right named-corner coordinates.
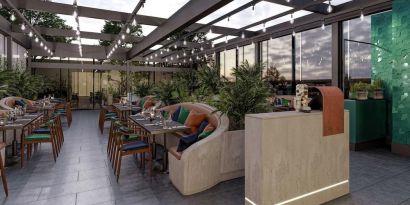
top-left (356, 91), bottom-right (368, 100)
top-left (349, 92), bottom-right (356, 99)
top-left (107, 95), bottom-right (113, 105)
top-left (371, 90), bottom-right (384, 100)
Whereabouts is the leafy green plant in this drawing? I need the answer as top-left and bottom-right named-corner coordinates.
top-left (373, 79), bottom-right (384, 90)
top-left (213, 62), bottom-right (271, 130)
top-left (152, 80), bottom-right (192, 106)
top-left (134, 81), bottom-right (153, 97)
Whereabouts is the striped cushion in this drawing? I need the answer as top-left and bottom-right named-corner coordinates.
top-left (25, 134), bottom-right (51, 141)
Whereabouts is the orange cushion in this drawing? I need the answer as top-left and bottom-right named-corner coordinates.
top-left (143, 100), bottom-right (155, 109)
top-left (203, 124), bottom-right (215, 132)
top-left (184, 111), bottom-right (207, 133)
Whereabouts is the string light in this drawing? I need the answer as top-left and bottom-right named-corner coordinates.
top-left (225, 36), bottom-right (228, 44)
top-left (28, 31), bottom-right (33, 37)
top-left (121, 34), bottom-right (125, 40)
top-left (40, 41), bottom-right (44, 47)
top-left (183, 39), bottom-right (187, 46)
top-left (292, 30), bottom-right (296, 37)
top-left (126, 27), bottom-right (130, 34)
top-left (21, 24), bottom-right (25, 31)
top-left (241, 32), bottom-right (245, 39)
top-left (35, 36), bottom-right (39, 43)
top-left (286, 0), bottom-right (291, 2)
top-left (327, 0), bottom-right (333, 13)
top-left (227, 16), bottom-right (230, 22)
top-left (262, 23), bottom-right (266, 32)
top-left (73, 10), bottom-right (77, 18)
top-left (360, 10), bottom-right (364, 21)
top-left (209, 27), bottom-right (213, 35)
top-left (290, 13), bottom-right (294, 24)
top-left (321, 19), bottom-right (325, 30)
top-left (174, 44), bottom-right (177, 49)
top-left (200, 46), bottom-right (204, 51)
top-left (10, 13), bottom-right (15, 21)
top-left (132, 18), bottom-right (137, 26)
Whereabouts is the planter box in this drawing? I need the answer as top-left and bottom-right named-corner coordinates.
top-left (344, 99), bottom-right (387, 150)
top-left (220, 130), bottom-right (244, 180)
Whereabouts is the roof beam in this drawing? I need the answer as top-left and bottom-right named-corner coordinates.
top-left (3, 0), bottom-right (249, 37)
top-left (31, 61), bottom-right (182, 72)
top-left (263, 0), bottom-right (329, 14)
top-left (127, 0), bottom-right (233, 60)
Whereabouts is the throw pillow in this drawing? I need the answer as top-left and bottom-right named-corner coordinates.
top-left (198, 125), bottom-right (215, 140)
top-left (177, 107), bottom-right (190, 124)
top-left (184, 111), bottom-right (207, 133)
top-left (171, 106), bottom-right (181, 121)
top-left (176, 133), bottom-right (198, 152)
top-left (143, 100), bottom-right (155, 109)
top-left (197, 120), bottom-right (209, 134)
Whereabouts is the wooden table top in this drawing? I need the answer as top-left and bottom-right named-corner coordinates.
top-left (113, 104), bottom-right (140, 112)
top-left (0, 113), bottom-right (42, 131)
top-left (129, 115), bottom-right (190, 135)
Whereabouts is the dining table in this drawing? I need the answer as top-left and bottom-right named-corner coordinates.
top-left (113, 104), bottom-right (141, 120)
top-left (0, 113), bottom-right (43, 165)
top-left (128, 114), bottom-right (190, 172)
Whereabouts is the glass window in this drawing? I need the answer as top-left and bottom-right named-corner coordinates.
top-left (219, 49), bottom-right (237, 81)
top-left (261, 35), bottom-right (292, 80)
top-left (295, 26), bottom-right (332, 84)
top-left (237, 43), bottom-right (255, 66)
top-left (343, 15), bottom-right (372, 80)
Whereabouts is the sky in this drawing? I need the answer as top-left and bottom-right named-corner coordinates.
top-left (51, 0), bottom-right (352, 47)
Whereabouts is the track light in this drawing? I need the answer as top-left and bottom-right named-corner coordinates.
top-left (327, 0), bottom-right (333, 13)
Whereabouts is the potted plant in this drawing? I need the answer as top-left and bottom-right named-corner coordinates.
top-left (354, 82), bottom-right (369, 100)
top-left (349, 83), bottom-right (358, 99)
top-left (370, 79), bottom-right (384, 99)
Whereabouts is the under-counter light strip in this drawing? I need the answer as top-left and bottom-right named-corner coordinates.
top-left (244, 180), bottom-right (348, 205)
top-left (275, 180), bottom-right (349, 205)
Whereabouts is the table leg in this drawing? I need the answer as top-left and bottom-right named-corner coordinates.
top-left (163, 133), bottom-right (168, 173)
top-left (2, 131), bottom-right (6, 157)
top-left (12, 129), bottom-right (17, 156)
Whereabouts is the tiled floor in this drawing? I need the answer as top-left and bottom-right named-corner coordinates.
top-left (0, 110), bottom-right (409, 205)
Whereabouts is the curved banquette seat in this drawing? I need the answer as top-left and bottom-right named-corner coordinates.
top-left (161, 102), bottom-right (242, 195)
top-left (0, 96), bottom-right (34, 110)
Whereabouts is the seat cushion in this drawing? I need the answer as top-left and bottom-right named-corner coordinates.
top-left (25, 134), bottom-right (51, 141)
top-left (198, 125), bottom-right (215, 140)
top-left (177, 133), bottom-right (198, 152)
top-left (197, 120), bottom-right (209, 134)
top-left (177, 107), bottom-right (190, 124)
top-left (184, 111), bottom-right (207, 133)
top-left (121, 141), bottom-right (149, 151)
top-left (33, 128), bottom-right (50, 134)
top-left (121, 135), bottom-right (140, 141)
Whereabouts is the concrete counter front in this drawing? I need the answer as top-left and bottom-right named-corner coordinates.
top-left (245, 111), bottom-right (349, 205)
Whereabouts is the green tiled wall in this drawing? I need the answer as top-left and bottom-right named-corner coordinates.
top-left (391, 0), bottom-right (410, 144)
top-left (371, 11), bottom-right (393, 137)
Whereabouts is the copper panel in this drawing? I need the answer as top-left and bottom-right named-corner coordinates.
top-left (315, 86), bottom-right (344, 137)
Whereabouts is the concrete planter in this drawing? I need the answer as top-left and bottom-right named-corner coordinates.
top-left (220, 129), bottom-right (245, 180)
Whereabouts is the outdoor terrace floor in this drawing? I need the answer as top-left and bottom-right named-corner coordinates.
top-left (0, 110), bottom-right (409, 205)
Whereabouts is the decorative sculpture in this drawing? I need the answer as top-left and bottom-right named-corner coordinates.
top-left (294, 84), bottom-right (312, 113)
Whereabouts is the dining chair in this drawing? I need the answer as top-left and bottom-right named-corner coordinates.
top-left (21, 117), bottom-right (59, 167)
top-left (0, 143), bottom-right (8, 197)
top-left (99, 106), bottom-right (118, 134)
top-left (113, 127), bottom-right (151, 182)
top-left (54, 102), bottom-right (72, 127)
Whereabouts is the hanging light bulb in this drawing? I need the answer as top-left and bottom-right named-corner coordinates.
top-left (126, 27), bottom-right (130, 34)
top-left (132, 18), bottom-right (137, 26)
top-left (292, 30), bottom-right (296, 37)
top-left (327, 0), bottom-right (333, 13)
top-left (177, 54), bottom-right (179, 58)
top-left (252, 4), bottom-right (255, 16)
top-left (10, 13), bottom-right (16, 22)
top-left (73, 10), bottom-right (77, 18)
top-left (21, 24), bottom-right (26, 31)
top-left (200, 46), bottom-right (204, 51)
top-left (40, 41), bottom-right (44, 47)
top-left (227, 16), bottom-right (230, 22)
top-left (183, 39), bottom-right (187, 46)
top-left (286, 0), bottom-right (291, 2)
top-left (262, 23), bottom-right (266, 33)
top-left (117, 39), bottom-right (121, 44)
top-left (241, 32), bottom-right (245, 39)
top-left (183, 59), bottom-right (186, 63)
top-left (236, 45), bottom-right (239, 50)
top-left (121, 34), bottom-right (125, 40)
top-left (360, 10), bottom-right (364, 21)
top-left (290, 13), bottom-right (294, 24)
top-left (209, 27), bottom-right (213, 35)
top-left (191, 49), bottom-right (195, 54)
top-left (76, 30), bottom-right (80, 35)
top-left (35, 36), bottom-right (39, 43)
top-left (321, 20), bottom-right (325, 30)
top-left (174, 44), bottom-right (177, 49)
top-left (28, 31), bottom-right (33, 37)
top-left (155, 53), bottom-right (158, 57)
top-left (211, 43), bottom-right (215, 48)
top-left (160, 50), bottom-right (163, 55)
top-left (183, 51), bottom-right (186, 57)
top-left (225, 36), bottom-right (228, 44)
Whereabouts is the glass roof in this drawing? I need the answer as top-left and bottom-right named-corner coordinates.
top-left (137, 0), bottom-right (190, 18)
top-left (212, 1), bottom-right (292, 29)
top-left (247, 10), bottom-right (312, 32)
top-left (212, 35), bottom-right (236, 45)
top-left (197, 0), bottom-right (253, 24)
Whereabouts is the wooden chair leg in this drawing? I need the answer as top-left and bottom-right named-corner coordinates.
top-left (0, 152), bottom-right (8, 197)
top-left (116, 153), bottom-right (122, 183)
top-left (20, 143), bottom-right (24, 168)
top-left (51, 140), bottom-right (57, 162)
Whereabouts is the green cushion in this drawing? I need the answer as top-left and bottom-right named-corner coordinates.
top-left (106, 112), bottom-right (116, 116)
top-left (121, 135), bottom-right (140, 141)
top-left (177, 107), bottom-right (190, 124)
top-left (198, 130), bottom-right (213, 140)
top-left (25, 134), bottom-right (51, 141)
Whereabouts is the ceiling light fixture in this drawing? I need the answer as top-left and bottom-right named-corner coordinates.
top-left (360, 10), bottom-right (365, 21)
top-left (290, 13), bottom-right (294, 24)
top-left (327, 0), bottom-right (333, 13)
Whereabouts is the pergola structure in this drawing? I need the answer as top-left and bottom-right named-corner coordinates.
top-left (0, 0), bottom-right (392, 76)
